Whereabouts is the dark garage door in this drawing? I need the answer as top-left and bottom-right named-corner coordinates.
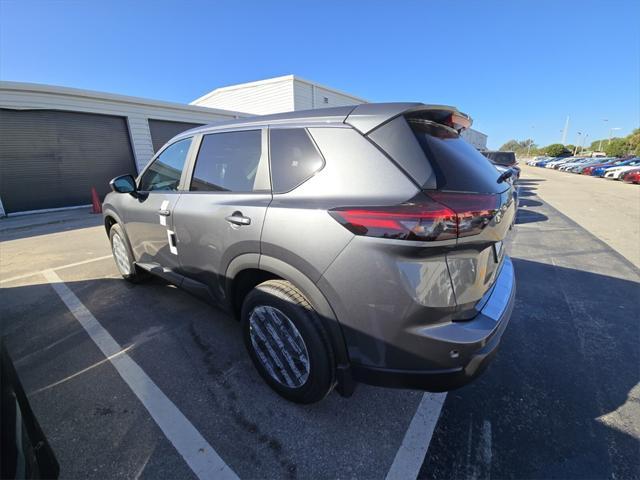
top-left (148, 119), bottom-right (204, 153)
top-left (0, 109), bottom-right (137, 214)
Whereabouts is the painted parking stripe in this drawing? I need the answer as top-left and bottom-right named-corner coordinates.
top-left (42, 269), bottom-right (239, 480)
top-left (0, 255), bottom-right (112, 284)
top-left (385, 392), bottom-right (447, 480)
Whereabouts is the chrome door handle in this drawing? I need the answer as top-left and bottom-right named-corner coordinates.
top-left (225, 212), bottom-right (251, 226)
top-left (158, 209), bottom-right (171, 216)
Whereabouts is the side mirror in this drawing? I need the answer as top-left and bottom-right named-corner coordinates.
top-left (110, 174), bottom-right (137, 194)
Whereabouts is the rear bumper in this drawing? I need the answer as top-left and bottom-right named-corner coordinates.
top-left (352, 256), bottom-right (516, 392)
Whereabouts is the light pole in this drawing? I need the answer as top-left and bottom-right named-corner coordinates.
top-left (573, 132), bottom-right (582, 156)
top-left (609, 127), bottom-right (621, 144)
top-left (527, 126), bottom-right (535, 156)
top-left (598, 119), bottom-right (608, 152)
top-left (580, 134), bottom-right (589, 154)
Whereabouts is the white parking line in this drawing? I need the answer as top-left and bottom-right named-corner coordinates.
top-left (42, 269), bottom-right (239, 480)
top-left (385, 392), bottom-right (447, 480)
top-left (0, 255), bottom-right (113, 284)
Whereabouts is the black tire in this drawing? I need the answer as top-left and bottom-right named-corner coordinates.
top-left (108, 223), bottom-right (149, 283)
top-left (241, 279), bottom-right (335, 404)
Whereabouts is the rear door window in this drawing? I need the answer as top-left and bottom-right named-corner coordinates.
top-left (269, 128), bottom-right (325, 193)
top-left (190, 130), bottom-right (262, 192)
top-left (407, 119), bottom-right (506, 193)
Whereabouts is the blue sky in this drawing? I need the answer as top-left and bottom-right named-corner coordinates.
top-left (1, 0), bottom-right (638, 148)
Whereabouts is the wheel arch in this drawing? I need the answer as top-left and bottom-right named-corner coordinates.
top-left (226, 254), bottom-right (350, 367)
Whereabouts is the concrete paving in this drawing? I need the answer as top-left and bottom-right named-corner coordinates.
top-left (1, 176), bottom-right (639, 479)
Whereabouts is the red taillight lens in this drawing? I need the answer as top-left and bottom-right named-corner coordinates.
top-left (329, 198), bottom-right (457, 241)
top-left (428, 192), bottom-right (500, 238)
top-left (329, 192), bottom-right (501, 241)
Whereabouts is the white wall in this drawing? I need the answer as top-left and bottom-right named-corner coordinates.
top-left (293, 80), bottom-right (365, 110)
top-left (0, 82), bottom-right (242, 172)
top-left (192, 77), bottom-right (294, 115)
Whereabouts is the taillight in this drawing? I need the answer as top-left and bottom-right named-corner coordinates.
top-left (428, 192), bottom-right (500, 238)
top-left (329, 192), bottom-right (501, 241)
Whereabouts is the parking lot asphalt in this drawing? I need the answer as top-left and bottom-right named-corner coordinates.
top-left (1, 176), bottom-right (639, 479)
top-left (519, 163), bottom-right (640, 267)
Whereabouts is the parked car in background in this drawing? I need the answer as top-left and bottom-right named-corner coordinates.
top-left (603, 159), bottom-right (640, 179)
top-left (482, 151), bottom-right (520, 179)
top-left (1, 339), bottom-right (59, 479)
top-left (534, 157), bottom-right (558, 167)
top-left (557, 158), bottom-right (592, 171)
top-left (621, 168), bottom-right (640, 184)
top-left (583, 159), bottom-right (624, 175)
top-left (571, 158), bottom-right (613, 174)
top-left (102, 103), bottom-right (517, 404)
top-left (526, 156), bottom-right (549, 166)
top-left (545, 157), bottom-right (577, 169)
top-left (592, 159), bottom-right (638, 177)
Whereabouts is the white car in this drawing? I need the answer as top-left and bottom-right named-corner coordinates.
top-left (604, 162), bottom-right (640, 179)
top-left (545, 157), bottom-right (579, 168)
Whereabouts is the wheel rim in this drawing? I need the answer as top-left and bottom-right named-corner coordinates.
top-left (112, 233), bottom-right (132, 276)
top-left (249, 305), bottom-right (310, 388)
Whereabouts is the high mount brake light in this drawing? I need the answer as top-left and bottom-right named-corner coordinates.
top-left (329, 193), bottom-right (501, 241)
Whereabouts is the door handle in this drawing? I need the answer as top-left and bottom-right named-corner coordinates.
top-left (225, 211), bottom-right (251, 226)
top-left (158, 209), bottom-right (171, 216)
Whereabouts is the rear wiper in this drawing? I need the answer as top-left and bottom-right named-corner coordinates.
top-left (497, 169), bottom-right (514, 184)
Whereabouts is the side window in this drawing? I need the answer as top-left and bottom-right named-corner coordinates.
top-left (139, 138), bottom-right (191, 192)
top-left (269, 128), bottom-right (325, 193)
top-left (190, 130), bottom-right (262, 192)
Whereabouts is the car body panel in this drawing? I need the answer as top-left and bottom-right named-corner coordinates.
top-left (104, 102), bottom-right (516, 394)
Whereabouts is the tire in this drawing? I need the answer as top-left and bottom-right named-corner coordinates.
top-left (241, 279), bottom-right (335, 404)
top-left (109, 223), bottom-right (148, 283)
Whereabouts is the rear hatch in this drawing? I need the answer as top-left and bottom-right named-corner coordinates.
top-left (360, 106), bottom-right (516, 318)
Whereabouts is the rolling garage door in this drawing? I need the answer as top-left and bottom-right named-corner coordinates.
top-left (0, 109), bottom-right (137, 214)
top-left (148, 119), bottom-right (204, 152)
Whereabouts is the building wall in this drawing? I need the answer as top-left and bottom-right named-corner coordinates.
top-left (292, 80), bottom-right (365, 110)
top-left (0, 82), bottom-right (242, 172)
top-left (191, 77), bottom-right (295, 115)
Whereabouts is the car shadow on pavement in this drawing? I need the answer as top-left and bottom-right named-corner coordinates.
top-left (517, 198), bottom-right (543, 208)
top-left (420, 256), bottom-right (640, 480)
top-left (1, 275), bottom-right (427, 479)
top-left (2, 251), bottom-right (639, 479)
top-left (515, 209), bottom-right (549, 225)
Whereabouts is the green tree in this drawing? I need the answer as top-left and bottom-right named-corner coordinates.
top-left (627, 128), bottom-right (640, 156)
top-left (543, 143), bottom-right (570, 157)
top-left (604, 138), bottom-right (630, 157)
top-left (499, 139), bottom-right (537, 156)
top-left (590, 139), bottom-right (607, 151)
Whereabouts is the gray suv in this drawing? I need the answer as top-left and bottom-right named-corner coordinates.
top-left (103, 103), bottom-right (516, 404)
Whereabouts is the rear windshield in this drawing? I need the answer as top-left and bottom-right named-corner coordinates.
top-left (407, 119), bottom-right (506, 193)
top-left (482, 151), bottom-right (516, 166)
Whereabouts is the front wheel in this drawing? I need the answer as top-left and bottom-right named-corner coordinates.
top-left (241, 280), bottom-right (335, 404)
top-left (109, 224), bottom-right (148, 283)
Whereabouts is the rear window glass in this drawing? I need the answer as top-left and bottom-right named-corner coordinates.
top-left (407, 119), bottom-right (505, 194)
top-left (269, 128), bottom-right (324, 193)
top-left (191, 130), bottom-right (261, 192)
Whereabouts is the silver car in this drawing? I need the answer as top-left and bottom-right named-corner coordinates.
top-left (103, 103), bottom-right (516, 404)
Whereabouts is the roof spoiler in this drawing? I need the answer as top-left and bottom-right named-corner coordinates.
top-left (345, 103), bottom-right (472, 135)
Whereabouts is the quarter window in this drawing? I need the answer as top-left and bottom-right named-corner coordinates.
top-left (139, 138), bottom-right (191, 191)
top-left (191, 130), bottom-right (262, 192)
top-left (269, 128), bottom-right (324, 193)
